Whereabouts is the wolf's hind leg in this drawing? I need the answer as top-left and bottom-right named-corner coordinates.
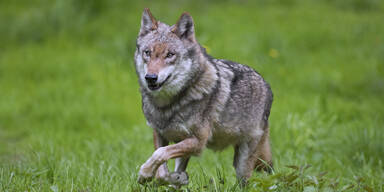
top-left (253, 129), bottom-right (273, 173)
top-left (233, 128), bottom-right (271, 186)
top-left (233, 142), bottom-right (255, 185)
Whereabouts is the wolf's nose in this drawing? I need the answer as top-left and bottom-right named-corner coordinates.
top-left (145, 74), bottom-right (158, 84)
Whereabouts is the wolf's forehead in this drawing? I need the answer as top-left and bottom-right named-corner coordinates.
top-left (140, 33), bottom-right (180, 48)
top-left (157, 22), bottom-right (171, 32)
top-left (154, 23), bottom-right (178, 41)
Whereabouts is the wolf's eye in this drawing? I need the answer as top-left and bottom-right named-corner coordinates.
top-left (144, 50), bottom-right (151, 57)
top-left (166, 52), bottom-right (175, 58)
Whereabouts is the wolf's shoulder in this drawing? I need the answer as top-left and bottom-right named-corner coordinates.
top-left (214, 59), bottom-right (264, 82)
top-left (213, 58), bottom-right (272, 96)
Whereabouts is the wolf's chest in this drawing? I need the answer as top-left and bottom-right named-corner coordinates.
top-left (157, 122), bottom-right (192, 142)
top-left (147, 111), bottom-right (194, 142)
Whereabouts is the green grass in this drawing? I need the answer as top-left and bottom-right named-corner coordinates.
top-left (1, 0), bottom-right (383, 191)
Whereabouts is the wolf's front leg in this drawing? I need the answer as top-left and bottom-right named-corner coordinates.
top-left (156, 163), bottom-right (169, 180)
top-left (138, 136), bottom-right (206, 185)
top-left (138, 129), bottom-right (169, 184)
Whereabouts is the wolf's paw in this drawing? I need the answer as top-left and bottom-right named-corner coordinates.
top-left (168, 171), bottom-right (189, 186)
top-left (137, 165), bottom-right (154, 184)
top-left (137, 175), bottom-right (152, 184)
top-left (155, 172), bottom-right (169, 185)
top-left (154, 171), bottom-right (189, 187)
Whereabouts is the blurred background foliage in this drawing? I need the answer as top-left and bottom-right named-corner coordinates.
top-left (0, 0), bottom-right (383, 191)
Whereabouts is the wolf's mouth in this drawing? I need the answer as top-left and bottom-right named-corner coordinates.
top-left (147, 75), bottom-right (171, 91)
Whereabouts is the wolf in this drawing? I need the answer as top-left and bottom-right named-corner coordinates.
top-left (134, 8), bottom-right (273, 187)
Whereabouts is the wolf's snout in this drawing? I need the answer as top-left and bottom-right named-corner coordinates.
top-left (145, 74), bottom-right (163, 90)
top-left (145, 74), bottom-right (158, 84)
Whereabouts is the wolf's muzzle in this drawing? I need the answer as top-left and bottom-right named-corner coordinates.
top-left (145, 74), bottom-right (170, 91)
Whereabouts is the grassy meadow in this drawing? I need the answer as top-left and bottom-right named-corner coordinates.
top-left (1, 0), bottom-right (383, 191)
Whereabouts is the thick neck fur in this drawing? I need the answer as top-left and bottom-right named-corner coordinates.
top-left (143, 45), bottom-right (218, 110)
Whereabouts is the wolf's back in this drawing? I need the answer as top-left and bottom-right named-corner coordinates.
top-left (215, 59), bottom-right (273, 127)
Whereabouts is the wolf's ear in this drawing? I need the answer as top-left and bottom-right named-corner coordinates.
top-left (172, 12), bottom-right (195, 42)
top-left (139, 8), bottom-right (158, 36)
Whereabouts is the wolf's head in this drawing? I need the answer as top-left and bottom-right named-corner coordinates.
top-left (134, 8), bottom-right (202, 102)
